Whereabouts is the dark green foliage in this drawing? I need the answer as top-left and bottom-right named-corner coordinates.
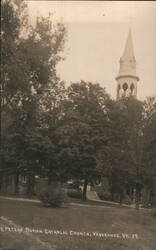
top-left (36, 182), bottom-right (67, 207)
top-left (97, 190), bottom-right (111, 201)
top-left (122, 195), bottom-right (133, 205)
top-left (1, 0), bottom-right (67, 187)
top-left (55, 81), bottom-right (111, 199)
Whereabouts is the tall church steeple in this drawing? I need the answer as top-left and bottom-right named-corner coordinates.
top-left (116, 28), bottom-right (139, 99)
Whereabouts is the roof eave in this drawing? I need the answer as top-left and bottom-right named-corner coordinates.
top-left (115, 74), bottom-right (139, 81)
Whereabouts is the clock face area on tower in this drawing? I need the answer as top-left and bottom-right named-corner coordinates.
top-left (116, 28), bottom-right (139, 100)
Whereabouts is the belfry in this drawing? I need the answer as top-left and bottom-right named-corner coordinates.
top-left (116, 28), bottom-right (139, 99)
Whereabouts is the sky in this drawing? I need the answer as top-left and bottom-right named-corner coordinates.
top-left (27, 1), bottom-right (156, 100)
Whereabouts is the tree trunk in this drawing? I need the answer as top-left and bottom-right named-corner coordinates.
top-left (111, 186), bottom-right (114, 201)
top-left (119, 191), bottom-right (123, 206)
top-left (4, 174), bottom-right (9, 192)
top-left (130, 187), bottom-right (134, 202)
top-left (135, 187), bottom-right (140, 210)
top-left (27, 174), bottom-right (35, 197)
top-left (14, 173), bottom-right (19, 194)
top-left (150, 191), bottom-right (154, 206)
top-left (82, 179), bottom-right (88, 201)
top-left (48, 173), bottom-right (59, 185)
top-left (0, 173), bottom-right (3, 192)
top-left (48, 174), bottom-right (52, 185)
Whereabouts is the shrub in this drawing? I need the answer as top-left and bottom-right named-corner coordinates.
top-left (67, 189), bottom-right (82, 199)
top-left (122, 195), bottom-right (132, 205)
top-left (36, 182), bottom-right (67, 208)
top-left (97, 190), bottom-right (111, 201)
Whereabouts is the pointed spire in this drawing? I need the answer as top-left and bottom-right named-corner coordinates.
top-left (122, 28), bottom-right (135, 60)
top-left (116, 28), bottom-right (139, 80)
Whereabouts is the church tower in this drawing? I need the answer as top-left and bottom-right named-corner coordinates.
top-left (116, 28), bottom-right (139, 99)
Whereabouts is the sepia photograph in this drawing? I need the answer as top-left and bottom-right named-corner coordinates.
top-left (0, 1), bottom-right (156, 249)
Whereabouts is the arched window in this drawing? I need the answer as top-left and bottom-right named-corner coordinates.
top-left (123, 83), bottom-right (128, 91)
top-left (130, 83), bottom-right (135, 94)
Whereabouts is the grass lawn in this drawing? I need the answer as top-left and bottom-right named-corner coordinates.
top-left (0, 198), bottom-right (156, 250)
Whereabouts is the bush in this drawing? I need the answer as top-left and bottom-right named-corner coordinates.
top-left (97, 190), bottom-right (111, 201)
top-left (36, 182), bottom-right (67, 208)
top-left (122, 195), bottom-right (132, 205)
top-left (67, 189), bottom-right (82, 199)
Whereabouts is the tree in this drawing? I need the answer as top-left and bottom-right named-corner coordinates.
top-left (97, 98), bottom-right (132, 203)
top-left (99, 97), bottom-right (144, 207)
top-left (55, 81), bottom-right (111, 200)
top-left (122, 98), bottom-right (144, 209)
top-left (1, 0), bottom-right (67, 194)
top-left (37, 79), bottom-right (67, 184)
top-left (1, 0), bottom-right (66, 107)
top-left (141, 96), bottom-right (156, 205)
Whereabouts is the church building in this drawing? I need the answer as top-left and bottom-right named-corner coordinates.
top-left (116, 28), bottom-right (139, 100)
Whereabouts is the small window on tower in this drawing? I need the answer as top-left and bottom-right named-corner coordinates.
top-left (123, 83), bottom-right (128, 91)
top-left (130, 83), bottom-right (135, 94)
